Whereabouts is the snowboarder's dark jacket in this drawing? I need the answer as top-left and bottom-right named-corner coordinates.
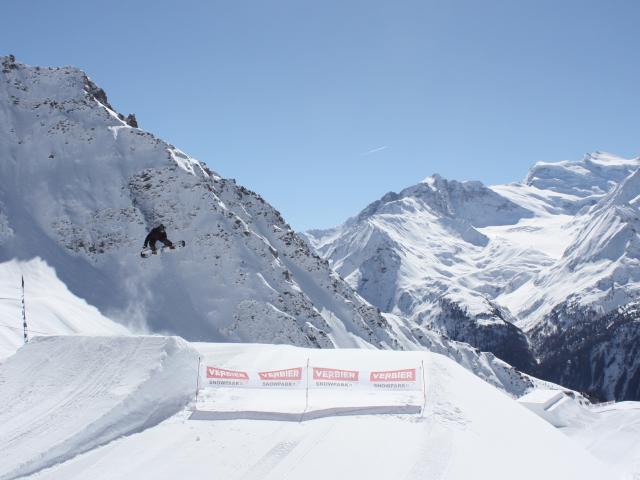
top-left (143, 225), bottom-right (173, 250)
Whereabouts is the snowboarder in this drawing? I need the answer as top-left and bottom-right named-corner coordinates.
top-left (143, 224), bottom-right (174, 255)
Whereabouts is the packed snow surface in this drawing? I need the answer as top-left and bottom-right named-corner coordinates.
top-left (519, 390), bottom-right (640, 479)
top-left (568, 402), bottom-right (640, 479)
top-left (0, 335), bottom-right (198, 480)
top-left (1, 337), bottom-right (614, 480)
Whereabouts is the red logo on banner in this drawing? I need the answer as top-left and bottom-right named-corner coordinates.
top-left (313, 367), bottom-right (359, 381)
top-left (370, 369), bottom-right (416, 382)
top-left (259, 368), bottom-right (303, 381)
top-left (206, 367), bottom-right (249, 380)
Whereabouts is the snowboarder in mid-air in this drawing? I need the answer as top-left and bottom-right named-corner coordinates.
top-left (143, 224), bottom-right (174, 255)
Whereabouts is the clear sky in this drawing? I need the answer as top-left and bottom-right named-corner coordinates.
top-left (2, 0), bottom-right (639, 230)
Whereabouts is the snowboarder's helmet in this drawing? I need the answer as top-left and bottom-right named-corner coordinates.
top-left (158, 223), bottom-right (165, 230)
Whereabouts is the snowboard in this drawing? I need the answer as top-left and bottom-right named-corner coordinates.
top-left (140, 240), bottom-right (186, 258)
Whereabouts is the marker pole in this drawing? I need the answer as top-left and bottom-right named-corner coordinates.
top-left (21, 276), bottom-right (28, 344)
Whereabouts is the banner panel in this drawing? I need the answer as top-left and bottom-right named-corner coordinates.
top-left (201, 364), bottom-right (306, 389)
top-left (204, 367), bottom-right (250, 387)
top-left (257, 367), bottom-right (305, 388)
top-left (369, 368), bottom-right (419, 390)
top-left (200, 362), bottom-right (422, 392)
top-left (196, 359), bottom-right (425, 417)
top-left (311, 367), bottom-right (360, 388)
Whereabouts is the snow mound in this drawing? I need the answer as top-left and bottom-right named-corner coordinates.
top-left (21, 342), bottom-right (609, 480)
top-left (520, 389), bottom-right (640, 479)
top-left (0, 335), bottom-right (198, 480)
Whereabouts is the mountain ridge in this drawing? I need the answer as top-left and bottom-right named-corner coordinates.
top-left (0, 55), bottom-right (554, 400)
top-left (306, 151), bottom-right (640, 399)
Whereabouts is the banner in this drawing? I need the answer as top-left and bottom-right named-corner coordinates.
top-left (205, 367), bottom-right (250, 387)
top-left (311, 367), bottom-right (359, 388)
top-left (202, 365), bottom-right (306, 389)
top-left (201, 363), bottom-right (422, 391)
top-left (258, 367), bottom-right (304, 388)
top-left (369, 368), bottom-right (419, 390)
top-left (195, 359), bottom-right (426, 419)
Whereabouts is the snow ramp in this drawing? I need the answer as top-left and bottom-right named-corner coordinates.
top-left (19, 343), bottom-right (611, 480)
top-left (0, 335), bottom-right (198, 480)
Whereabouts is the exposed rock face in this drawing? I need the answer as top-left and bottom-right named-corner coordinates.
top-left (125, 113), bottom-right (138, 128)
top-left (534, 301), bottom-right (640, 401)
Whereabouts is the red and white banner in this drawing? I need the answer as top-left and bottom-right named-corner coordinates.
top-left (258, 367), bottom-right (304, 388)
top-left (201, 362), bottom-right (422, 391)
top-left (369, 368), bottom-right (419, 390)
top-left (205, 367), bottom-right (250, 387)
top-left (196, 358), bottom-right (425, 418)
top-left (311, 367), bottom-right (359, 388)
top-left (259, 367), bottom-right (303, 381)
top-left (202, 365), bottom-right (306, 389)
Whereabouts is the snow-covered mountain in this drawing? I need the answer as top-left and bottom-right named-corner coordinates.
top-left (2, 56), bottom-right (566, 402)
top-left (306, 152), bottom-right (640, 400)
top-left (0, 55), bottom-right (550, 401)
top-left (526, 167), bottom-right (640, 400)
top-left (4, 54), bottom-right (637, 402)
top-left (0, 54), bottom-right (397, 350)
top-left (2, 55), bottom-right (638, 480)
top-left (305, 174), bottom-right (540, 372)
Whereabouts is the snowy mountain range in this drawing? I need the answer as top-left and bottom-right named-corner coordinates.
top-left (306, 152), bottom-right (640, 401)
top-left (2, 55), bottom-right (638, 403)
top-left (0, 56), bottom-right (549, 399)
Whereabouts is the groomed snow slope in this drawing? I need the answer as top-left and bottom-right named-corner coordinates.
top-left (0, 336), bottom-right (198, 480)
top-left (0, 258), bottom-right (129, 360)
top-left (5, 339), bottom-right (610, 480)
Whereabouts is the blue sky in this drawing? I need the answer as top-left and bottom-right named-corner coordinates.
top-left (2, 0), bottom-right (639, 230)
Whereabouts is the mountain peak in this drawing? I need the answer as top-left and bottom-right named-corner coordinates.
top-left (524, 152), bottom-right (639, 199)
top-left (1, 54), bottom-right (139, 129)
top-left (598, 165), bottom-right (640, 211)
top-left (583, 151), bottom-right (639, 166)
top-left (420, 173), bottom-right (442, 188)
